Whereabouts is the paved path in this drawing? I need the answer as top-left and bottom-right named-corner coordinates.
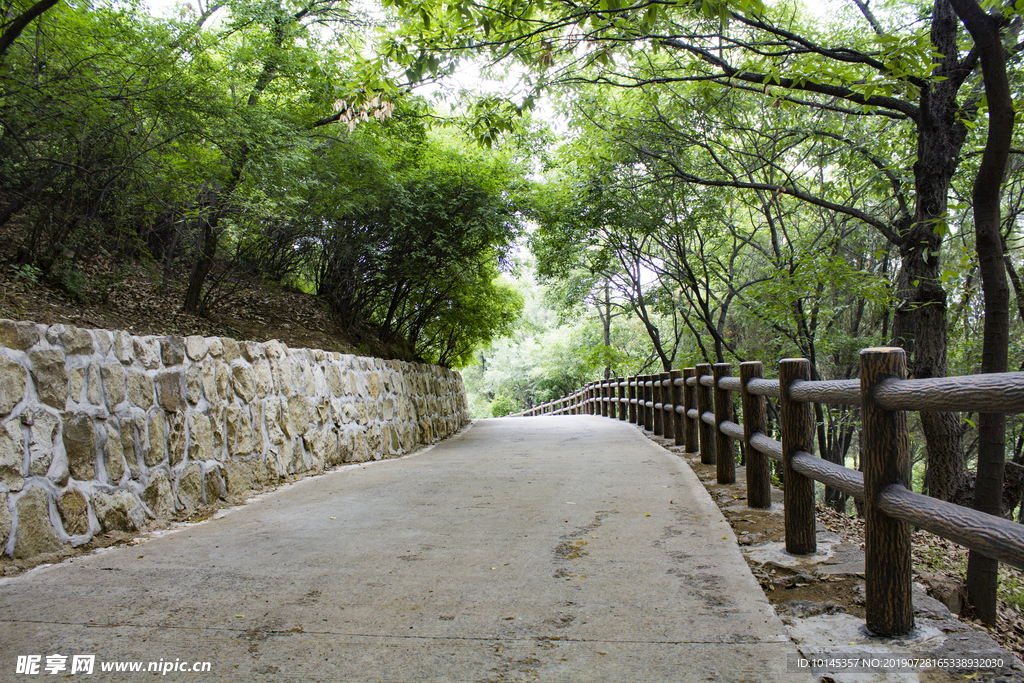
top-left (0, 416), bottom-right (810, 682)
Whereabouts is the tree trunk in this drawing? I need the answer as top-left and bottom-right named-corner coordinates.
top-left (948, 0), bottom-right (1013, 627)
top-left (892, 0), bottom-right (970, 503)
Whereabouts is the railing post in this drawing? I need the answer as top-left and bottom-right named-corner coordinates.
top-left (860, 347), bottom-right (913, 637)
top-left (638, 375), bottom-right (647, 430)
top-left (669, 369), bottom-right (683, 446)
top-left (628, 376), bottom-right (638, 424)
top-left (589, 382), bottom-right (596, 415)
top-left (617, 377), bottom-right (627, 420)
top-left (638, 376), bottom-right (647, 430)
top-left (695, 364), bottom-right (716, 465)
top-left (663, 374), bottom-right (671, 438)
top-left (740, 362), bottom-right (771, 509)
top-left (642, 375), bottom-right (653, 431)
top-left (779, 358), bottom-right (816, 555)
top-left (713, 363), bottom-right (735, 485)
top-left (683, 368), bottom-right (697, 453)
top-left (597, 379), bottom-right (606, 418)
top-left (653, 372), bottom-right (664, 436)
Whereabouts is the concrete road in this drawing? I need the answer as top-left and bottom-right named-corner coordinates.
top-left (0, 416), bottom-right (810, 682)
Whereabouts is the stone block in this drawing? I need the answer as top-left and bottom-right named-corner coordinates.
top-left (220, 338), bottom-right (240, 362)
top-left (113, 330), bottom-right (133, 364)
top-left (156, 370), bottom-right (185, 413)
top-left (367, 372), bottom-right (381, 399)
top-left (264, 340), bottom-right (286, 359)
top-left (127, 370), bottom-right (154, 409)
top-left (133, 337), bottom-right (161, 369)
top-left (86, 364), bottom-right (102, 406)
top-left (61, 325), bottom-right (94, 355)
top-left (254, 360), bottom-right (273, 398)
top-left (206, 337), bottom-right (224, 357)
top-left (201, 361), bottom-right (217, 401)
top-left (68, 366), bottom-right (85, 403)
top-left (145, 411), bottom-right (166, 467)
top-left (203, 466), bottom-right (222, 503)
top-left (121, 422), bottom-right (138, 479)
top-left (241, 341), bottom-right (264, 362)
top-left (273, 357), bottom-right (291, 394)
top-left (216, 362), bottom-right (232, 400)
top-left (209, 403), bottom-right (225, 455)
top-left (28, 350), bottom-right (65, 410)
top-left (45, 324), bottom-right (62, 345)
top-left (326, 365), bottom-right (344, 397)
top-left (101, 364), bottom-right (126, 409)
top-left (226, 405), bottom-right (254, 456)
top-left (168, 413), bottom-right (186, 467)
top-left (189, 413), bottom-right (213, 462)
top-left (265, 450), bottom-right (284, 481)
top-left (265, 401), bottom-right (285, 445)
top-left (0, 419), bottom-right (24, 490)
top-left (186, 366), bottom-right (203, 405)
top-left (232, 363), bottom-right (256, 403)
top-left (303, 428), bottom-right (324, 467)
top-left (288, 395), bottom-right (309, 436)
top-left (301, 363), bottom-right (315, 394)
top-left (94, 330), bottom-right (112, 355)
top-left (62, 412), bottom-right (96, 480)
top-left (0, 320), bottom-right (40, 350)
top-left (185, 335), bottom-right (209, 361)
top-left (13, 487), bottom-right (64, 558)
top-left (160, 336), bottom-right (185, 366)
top-left (351, 429), bottom-right (369, 463)
top-left (289, 439), bottom-right (306, 473)
top-left (142, 471), bottom-right (175, 518)
top-left (92, 491), bottom-right (143, 532)
top-left (57, 488), bottom-right (89, 536)
top-left (0, 491), bottom-right (9, 549)
top-left (105, 422), bottom-right (125, 483)
top-left (28, 409), bottom-right (59, 477)
top-left (176, 463), bottom-right (203, 511)
top-left (221, 460), bottom-right (254, 495)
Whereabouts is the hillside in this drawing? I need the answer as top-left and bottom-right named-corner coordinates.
top-left (0, 255), bottom-right (412, 361)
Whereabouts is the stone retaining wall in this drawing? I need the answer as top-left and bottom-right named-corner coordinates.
top-left (0, 320), bottom-right (470, 559)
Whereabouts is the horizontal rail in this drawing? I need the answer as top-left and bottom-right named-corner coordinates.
top-left (718, 376), bottom-right (742, 392)
top-left (877, 485), bottom-right (1024, 571)
top-left (790, 451), bottom-right (864, 500)
top-left (720, 420), bottom-right (744, 441)
top-left (875, 373), bottom-right (1024, 413)
top-left (745, 378), bottom-right (779, 398)
top-left (789, 379), bottom-right (860, 406)
top-left (750, 431), bottom-right (782, 462)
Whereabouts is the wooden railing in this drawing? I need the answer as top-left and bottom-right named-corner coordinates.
top-left (509, 347), bottom-right (1024, 637)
